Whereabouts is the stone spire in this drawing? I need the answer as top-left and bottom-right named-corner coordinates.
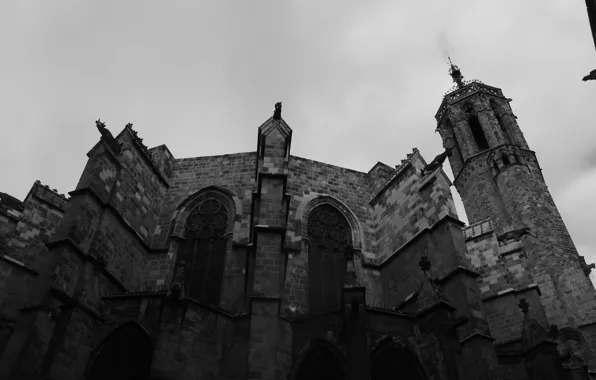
top-left (448, 57), bottom-right (465, 89)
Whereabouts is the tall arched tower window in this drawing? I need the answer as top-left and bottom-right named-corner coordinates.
top-left (307, 204), bottom-right (351, 314)
top-left (182, 197), bottom-right (230, 305)
top-left (490, 99), bottom-right (511, 143)
top-left (465, 104), bottom-right (489, 151)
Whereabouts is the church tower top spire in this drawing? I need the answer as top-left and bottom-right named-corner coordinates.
top-left (448, 57), bottom-right (465, 89)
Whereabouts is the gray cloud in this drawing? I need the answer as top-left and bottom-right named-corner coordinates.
top-left (0, 0), bottom-right (594, 274)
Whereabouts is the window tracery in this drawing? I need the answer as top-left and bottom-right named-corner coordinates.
top-left (181, 196), bottom-right (230, 305)
top-left (307, 204), bottom-right (351, 314)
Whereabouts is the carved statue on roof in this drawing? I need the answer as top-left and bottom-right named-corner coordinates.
top-left (95, 119), bottom-right (109, 135)
top-left (95, 119), bottom-right (122, 155)
top-left (273, 102), bottom-right (282, 120)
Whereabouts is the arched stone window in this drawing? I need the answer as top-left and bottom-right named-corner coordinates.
top-left (371, 340), bottom-right (427, 380)
top-left (307, 204), bottom-right (351, 314)
top-left (464, 104), bottom-right (489, 151)
top-left (86, 322), bottom-right (153, 380)
top-left (182, 196), bottom-right (231, 305)
top-left (444, 119), bottom-right (464, 165)
top-left (490, 99), bottom-right (512, 144)
top-left (295, 341), bottom-right (347, 380)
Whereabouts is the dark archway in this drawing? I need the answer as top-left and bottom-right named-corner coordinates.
top-left (307, 204), bottom-right (351, 314)
top-left (371, 339), bottom-right (427, 380)
top-left (86, 322), bottom-right (153, 380)
top-left (295, 340), bottom-right (347, 380)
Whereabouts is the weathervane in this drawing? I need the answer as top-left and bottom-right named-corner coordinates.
top-left (448, 56), bottom-right (465, 89)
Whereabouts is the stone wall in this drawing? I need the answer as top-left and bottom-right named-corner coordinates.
top-left (464, 219), bottom-right (534, 299)
top-left (154, 152), bottom-right (255, 248)
top-left (0, 182), bottom-right (66, 334)
top-left (370, 154), bottom-right (457, 264)
top-left (2, 183), bottom-right (66, 271)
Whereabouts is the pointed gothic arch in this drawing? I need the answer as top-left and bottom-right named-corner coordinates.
top-left (370, 336), bottom-right (428, 380)
top-left (86, 321), bottom-right (153, 380)
top-left (291, 339), bottom-right (348, 380)
top-left (306, 204), bottom-right (352, 314)
top-left (443, 118), bottom-right (464, 165)
top-left (175, 189), bottom-right (236, 305)
top-left (464, 103), bottom-right (490, 152)
top-left (169, 185), bottom-right (243, 244)
top-left (490, 99), bottom-right (512, 143)
top-left (292, 194), bottom-right (364, 250)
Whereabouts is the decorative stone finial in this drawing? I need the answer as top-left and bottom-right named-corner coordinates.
top-left (273, 102), bottom-right (282, 120)
top-left (448, 57), bottom-right (465, 89)
top-left (95, 118), bottom-right (106, 130)
top-left (94, 118), bottom-right (122, 155)
top-left (518, 298), bottom-right (530, 314)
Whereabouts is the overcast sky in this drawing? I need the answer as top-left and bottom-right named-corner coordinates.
top-left (1, 0), bottom-right (595, 273)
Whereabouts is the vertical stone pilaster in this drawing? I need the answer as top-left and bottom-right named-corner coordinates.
top-left (248, 112), bottom-right (292, 380)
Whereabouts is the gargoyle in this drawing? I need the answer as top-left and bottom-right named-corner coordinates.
top-left (579, 255), bottom-right (596, 276)
top-left (422, 147), bottom-right (453, 176)
top-left (497, 226), bottom-right (533, 243)
top-left (273, 102), bottom-right (282, 120)
top-left (95, 119), bottom-right (122, 154)
top-left (95, 119), bottom-right (110, 137)
top-left (583, 69), bottom-right (596, 81)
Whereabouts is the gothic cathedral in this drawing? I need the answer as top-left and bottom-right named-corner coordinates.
top-left (0, 65), bottom-right (595, 380)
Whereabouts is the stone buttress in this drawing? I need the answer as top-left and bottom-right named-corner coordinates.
top-left (247, 109), bottom-right (293, 380)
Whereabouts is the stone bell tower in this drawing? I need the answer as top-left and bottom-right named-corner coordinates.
top-left (434, 61), bottom-right (596, 337)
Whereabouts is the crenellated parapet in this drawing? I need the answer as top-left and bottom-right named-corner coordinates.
top-left (27, 180), bottom-right (69, 211)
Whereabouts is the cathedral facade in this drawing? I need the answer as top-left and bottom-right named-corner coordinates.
top-left (0, 68), bottom-right (595, 380)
